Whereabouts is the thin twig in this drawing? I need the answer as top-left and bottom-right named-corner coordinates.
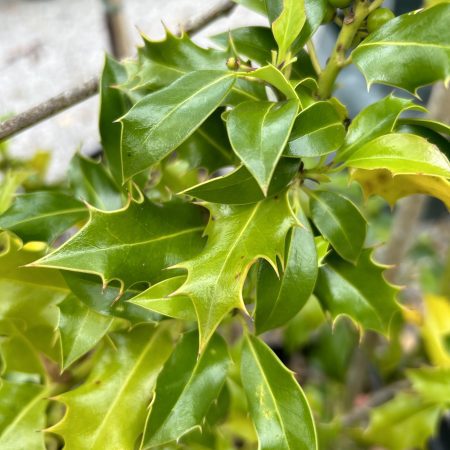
top-left (0, 0), bottom-right (235, 143)
top-left (341, 379), bottom-right (411, 427)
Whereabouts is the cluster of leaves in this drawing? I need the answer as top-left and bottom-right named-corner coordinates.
top-left (0, 0), bottom-right (450, 448)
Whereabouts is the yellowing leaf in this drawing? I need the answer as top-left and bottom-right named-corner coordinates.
top-left (351, 168), bottom-right (450, 209)
top-left (421, 294), bottom-right (450, 367)
top-left (174, 193), bottom-right (297, 350)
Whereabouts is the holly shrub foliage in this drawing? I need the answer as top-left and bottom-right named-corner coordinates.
top-left (1, 0), bottom-right (450, 449)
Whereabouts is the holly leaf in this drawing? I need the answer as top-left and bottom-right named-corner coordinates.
top-left (396, 117), bottom-right (450, 137)
top-left (421, 294), bottom-right (450, 367)
top-left (315, 250), bottom-right (400, 334)
top-left (49, 325), bottom-right (173, 450)
top-left (336, 95), bottom-right (425, 162)
top-left (0, 192), bottom-right (87, 244)
top-left (181, 158), bottom-right (299, 205)
top-left (120, 70), bottom-right (236, 180)
top-left (309, 190), bottom-right (366, 264)
top-left (175, 109), bottom-right (235, 174)
top-left (174, 193), bottom-right (297, 350)
top-left (291, 0), bottom-right (328, 53)
top-left (351, 168), bottom-right (450, 209)
top-left (0, 380), bottom-right (47, 450)
top-left (227, 100), bottom-right (299, 193)
top-left (32, 199), bottom-right (206, 290)
top-left (248, 64), bottom-right (298, 99)
top-left (286, 101), bottom-right (345, 158)
top-left (58, 294), bottom-right (114, 370)
top-left (129, 31), bottom-right (228, 91)
top-left (141, 330), bottom-right (230, 448)
top-left (129, 276), bottom-right (196, 321)
top-left (99, 55), bottom-right (130, 185)
top-left (352, 4), bottom-right (450, 93)
top-left (211, 27), bottom-right (276, 65)
top-left (364, 392), bottom-right (441, 450)
top-left (69, 153), bottom-right (123, 211)
top-left (255, 209), bottom-right (318, 334)
top-left (240, 334), bottom-right (317, 450)
top-left (345, 133), bottom-right (450, 178)
top-left (272, 0), bottom-right (306, 64)
top-left (62, 271), bottom-right (157, 323)
top-left (407, 367), bottom-right (450, 406)
top-left (0, 234), bottom-right (67, 376)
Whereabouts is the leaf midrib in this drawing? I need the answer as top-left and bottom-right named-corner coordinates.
top-left (246, 338), bottom-right (292, 449)
top-left (90, 329), bottom-right (161, 448)
top-left (0, 385), bottom-right (45, 442)
top-left (1, 207), bottom-right (87, 229)
top-left (48, 226), bottom-right (204, 258)
top-left (310, 192), bottom-right (354, 252)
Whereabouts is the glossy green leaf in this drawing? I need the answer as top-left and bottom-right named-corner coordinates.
top-left (130, 31), bottom-right (228, 92)
top-left (0, 192), bottom-right (87, 244)
top-left (337, 95), bottom-right (425, 161)
top-left (33, 199), bottom-right (206, 289)
top-left (211, 27), bottom-right (276, 65)
top-left (365, 392), bottom-right (441, 450)
top-left (58, 294), bottom-right (114, 370)
top-left (248, 65), bottom-right (298, 100)
top-left (174, 193), bottom-right (296, 350)
top-left (352, 4), bottom-right (450, 93)
top-left (99, 55), bottom-right (129, 184)
top-left (240, 334), bottom-right (317, 450)
top-left (69, 153), bottom-right (123, 210)
top-left (50, 325), bottom-right (173, 450)
top-left (120, 70), bottom-right (235, 180)
top-left (345, 133), bottom-right (450, 178)
top-left (62, 271), bottom-right (156, 323)
top-left (291, 0), bottom-right (328, 53)
top-left (396, 123), bottom-right (450, 160)
top-left (175, 109), bottom-right (234, 173)
top-left (141, 330), bottom-right (230, 448)
top-left (396, 117), bottom-right (450, 137)
top-left (227, 100), bottom-right (298, 192)
top-left (0, 381), bottom-right (47, 450)
top-left (255, 209), bottom-right (318, 334)
top-left (272, 0), bottom-right (306, 63)
top-left (351, 168), bottom-right (450, 209)
top-left (129, 276), bottom-right (196, 321)
top-left (181, 158), bottom-right (300, 205)
top-left (315, 250), bottom-right (400, 334)
top-left (309, 190), bottom-right (366, 263)
top-left (286, 101), bottom-right (345, 157)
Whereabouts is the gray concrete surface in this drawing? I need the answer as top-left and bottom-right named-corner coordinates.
top-left (0, 0), bottom-right (265, 181)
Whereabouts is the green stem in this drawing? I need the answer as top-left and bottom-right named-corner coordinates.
top-left (317, 0), bottom-right (384, 99)
top-left (306, 40), bottom-right (322, 76)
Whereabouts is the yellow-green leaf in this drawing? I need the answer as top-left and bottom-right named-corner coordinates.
top-left (351, 168), bottom-right (450, 209)
top-left (50, 325), bottom-right (173, 450)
